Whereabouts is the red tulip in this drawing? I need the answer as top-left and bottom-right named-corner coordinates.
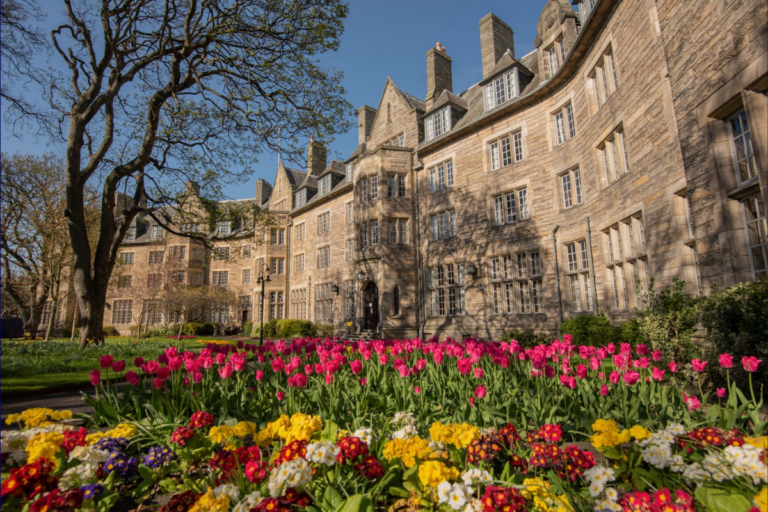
top-left (475, 385), bottom-right (487, 398)
top-left (111, 360), bottom-right (126, 372)
top-left (683, 392), bottom-right (700, 411)
top-left (474, 367), bottom-right (484, 379)
top-left (99, 355), bottom-right (114, 369)
top-left (559, 375), bottom-right (577, 389)
top-left (600, 385), bottom-right (609, 396)
top-left (152, 377), bottom-right (164, 389)
top-left (651, 350), bottom-right (662, 362)
top-left (742, 356), bottom-right (763, 373)
top-left (667, 361), bottom-right (678, 373)
top-left (156, 367), bottom-right (170, 380)
top-left (193, 372), bottom-right (203, 383)
top-left (609, 371), bottom-right (621, 384)
top-left (691, 359), bottom-right (707, 372)
top-left (134, 357), bottom-right (144, 367)
top-left (90, 369), bottom-right (101, 386)
top-left (325, 374), bottom-right (334, 385)
top-left (576, 364), bottom-right (588, 379)
top-left (125, 371), bottom-right (139, 386)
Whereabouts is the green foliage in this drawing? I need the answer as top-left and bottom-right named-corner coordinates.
top-left (242, 321), bottom-right (253, 335)
top-left (559, 314), bottom-right (645, 347)
top-left (636, 277), bottom-right (699, 363)
top-left (253, 319), bottom-right (278, 338)
top-left (500, 329), bottom-right (552, 348)
top-left (143, 327), bottom-right (171, 338)
top-left (182, 322), bottom-right (215, 336)
top-left (102, 325), bottom-right (118, 336)
top-left (700, 280), bottom-right (767, 398)
top-left (275, 319), bottom-right (314, 339)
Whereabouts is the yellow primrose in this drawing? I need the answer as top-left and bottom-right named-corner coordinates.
top-left (418, 460), bottom-right (459, 488)
top-left (233, 421), bottom-right (257, 437)
top-left (746, 437), bottom-right (768, 449)
top-left (754, 487), bottom-right (766, 512)
top-left (209, 426), bottom-right (235, 444)
top-left (629, 425), bottom-right (652, 441)
top-left (85, 423), bottom-right (136, 445)
top-left (189, 488), bottom-right (230, 512)
top-left (383, 436), bottom-right (433, 468)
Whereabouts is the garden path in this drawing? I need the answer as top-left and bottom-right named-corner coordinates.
top-left (1, 389), bottom-right (94, 426)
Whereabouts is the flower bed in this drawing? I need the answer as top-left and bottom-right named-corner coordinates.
top-left (1, 336), bottom-right (766, 512)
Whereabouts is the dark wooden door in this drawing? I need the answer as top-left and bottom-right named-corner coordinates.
top-left (363, 282), bottom-right (379, 331)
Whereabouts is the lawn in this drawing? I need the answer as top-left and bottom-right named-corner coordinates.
top-left (0, 336), bottom-right (249, 397)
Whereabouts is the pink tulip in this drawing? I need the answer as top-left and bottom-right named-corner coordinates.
top-left (218, 363), bottom-right (233, 379)
top-left (636, 344), bottom-right (649, 356)
top-left (457, 358), bottom-right (472, 375)
top-left (156, 367), bottom-right (170, 380)
top-left (742, 356), bottom-right (763, 373)
top-left (651, 350), bottom-right (662, 362)
top-left (379, 354), bottom-right (388, 365)
top-left (576, 364), bottom-right (588, 379)
top-left (623, 371), bottom-right (640, 386)
top-left (152, 377), bottom-right (164, 389)
top-left (609, 371), bottom-right (621, 384)
top-left (125, 371), bottom-right (139, 386)
top-left (256, 370), bottom-right (264, 381)
top-left (500, 356), bottom-right (510, 368)
top-left (683, 392), bottom-right (701, 411)
top-left (183, 377), bottom-right (190, 386)
top-left (350, 360), bottom-right (363, 375)
top-left (544, 365), bottom-right (556, 379)
top-left (475, 385), bottom-right (487, 398)
top-left (414, 386), bottom-right (421, 394)
top-left (276, 391), bottom-right (285, 401)
top-left (168, 357), bottom-right (183, 372)
top-left (111, 360), bottom-right (126, 372)
top-left (596, 348), bottom-right (607, 359)
top-left (598, 372), bottom-right (604, 379)
top-left (559, 375), bottom-right (577, 389)
top-left (325, 374), bottom-right (334, 385)
top-left (90, 369), bottom-right (101, 386)
top-left (193, 372), bottom-right (203, 383)
top-left (416, 359), bottom-right (427, 371)
top-left (716, 388), bottom-right (726, 398)
top-left (651, 367), bottom-right (665, 382)
top-left (470, 396), bottom-right (475, 407)
top-left (691, 359), bottom-right (707, 372)
top-left (165, 347), bottom-right (178, 359)
top-left (589, 357), bottom-right (601, 371)
top-left (230, 353), bottom-right (247, 372)
top-left (142, 360), bottom-right (159, 375)
top-left (600, 385), bottom-right (609, 396)
top-left (606, 343), bottom-right (616, 355)
top-left (667, 361), bottom-right (678, 373)
top-left (532, 354), bottom-right (546, 370)
top-left (718, 354), bottom-right (734, 369)
top-left (474, 367), bottom-right (484, 379)
top-left (99, 355), bottom-right (114, 369)
top-left (134, 357), bottom-right (144, 367)
top-left (359, 378), bottom-right (367, 386)
top-left (433, 351), bottom-right (444, 365)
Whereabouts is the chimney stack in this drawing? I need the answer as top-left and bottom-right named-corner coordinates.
top-left (307, 135), bottom-right (327, 176)
top-left (357, 106), bottom-right (377, 144)
top-left (426, 42), bottom-right (453, 111)
top-left (254, 179), bottom-right (272, 207)
top-left (479, 13), bottom-right (515, 79)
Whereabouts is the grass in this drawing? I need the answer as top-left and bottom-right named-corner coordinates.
top-left (0, 336), bottom-right (249, 397)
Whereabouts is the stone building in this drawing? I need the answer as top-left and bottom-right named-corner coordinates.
top-left (95, 0), bottom-right (766, 340)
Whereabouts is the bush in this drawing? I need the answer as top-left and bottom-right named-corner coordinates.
top-left (636, 277), bottom-right (699, 363)
top-left (102, 325), bottom-right (118, 336)
top-left (558, 313), bottom-right (643, 347)
top-left (60, 328), bottom-right (71, 338)
top-left (500, 329), bottom-right (553, 348)
top-left (143, 327), bottom-right (170, 338)
top-left (182, 322), bottom-right (215, 336)
top-left (242, 321), bottom-right (253, 336)
top-left (276, 319), bottom-right (314, 339)
top-left (700, 280), bottom-right (767, 398)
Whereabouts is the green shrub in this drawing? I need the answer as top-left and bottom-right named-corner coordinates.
top-left (143, 327), bottom-right (170, 338)
top-left (252, 319), bottom-right (279, 339)
top-left (700, 280), bottom-right (767, 398)
top-left (314, 324), bottom-right (334, 338)
top-left (103, 326), bottom-right (118, 336)
top-left (242, 321), bottom-right (253, 336)
top-left (500, 329), bottom-right (553, 348)
top-left (275, 319), bottom-right (314, 339)
top-left (182, 322), bottom-right (215, 336)
top-left (558, 313), bottom-right (642, 347)
top-left (60, 328), bottom-right (71, 338)
top-left (637, 277), bottom-right (699, 363)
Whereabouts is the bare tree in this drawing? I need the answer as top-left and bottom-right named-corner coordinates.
top-left (5, 0), bottom-right (352, 344)
top-left (1, 153), bottom-right (72, 333)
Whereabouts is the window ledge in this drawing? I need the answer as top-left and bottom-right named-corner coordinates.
top-left (727, 178), bottom-right (761, 200)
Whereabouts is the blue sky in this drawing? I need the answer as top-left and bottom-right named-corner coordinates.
top-left (0, 1), bottom-right (549, 199)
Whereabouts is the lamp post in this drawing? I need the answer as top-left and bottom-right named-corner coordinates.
top-left (256, 263), bottom-right (271, 345)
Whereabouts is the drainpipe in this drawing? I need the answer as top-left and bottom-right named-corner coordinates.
top-left (585, 216), bottom-right (598, 313)
top-left (552, 225), bottom-right (564, 329)
top-left (413, 152), bottom-right (426, 341)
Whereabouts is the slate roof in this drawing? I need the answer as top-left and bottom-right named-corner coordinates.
top-left (284, 166), bottom-right (307, 186)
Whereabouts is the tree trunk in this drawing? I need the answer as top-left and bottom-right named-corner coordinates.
top-left (70, 304), bottom-right (79, 342)
top-left (77, 285), bottom-right (108, 347)
top-left (44, 299), bottom-right (57, 341)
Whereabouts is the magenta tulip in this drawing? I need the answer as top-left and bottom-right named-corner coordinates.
top-left (742, 356), bottom-right (763, 372)
top-left (99, 355), bottom-right (114, 369)
top-left (90, 369), bottom-right (101, 386)
top-left (475, 385), bottom-right (487, 398)
top-left (691, 359), bottom-right (707, 372)
top-left (111, 360), bottom-right (126, 372)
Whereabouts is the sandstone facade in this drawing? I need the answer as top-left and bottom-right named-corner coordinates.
top-left (78, 0), bottom-right (765, 340)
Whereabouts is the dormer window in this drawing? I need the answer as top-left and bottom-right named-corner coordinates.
top-left (126, 226), bottom-right (136, 241)
top-left (548, 46), bottom-right (559, 76)
top-left (345, 163), bottom-right (354, 183)
top-left (483, 68), bottom-right (519, 111)
top-left (296, 189), bottom-right (307, 208)
top-left (319, 175), bottom-right (332, 195)
top-left (149, 225), bottom-right (163, 240)
top-left (216, 220), bottom-right (231, 236)
top-left (426, 107), bottom-right (451, 142)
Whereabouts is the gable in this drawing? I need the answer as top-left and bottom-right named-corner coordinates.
top-left (366, 78), bottom-right (421, 147)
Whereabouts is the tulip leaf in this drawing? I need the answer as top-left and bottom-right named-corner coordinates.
top-left (320, 420), bottom-right (339, 443)
top-left (324, 485), bottom-right (345, 509)
top-left (695, 487), bottom-right (752, 512)
top-left (389, 487), bottom-right (410, 498)
top-left (706, 404), bottom-right (721, 421)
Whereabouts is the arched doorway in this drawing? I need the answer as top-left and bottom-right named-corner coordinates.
top-left (362, 282), bottom-right (379, 331)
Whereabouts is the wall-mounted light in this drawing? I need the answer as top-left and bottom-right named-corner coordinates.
top-left (357, 270), bottom-right (366, 281)
top-left (466, 262), bottom-right (478, 275)
top-left (331, 284), bottom-right (340, 294)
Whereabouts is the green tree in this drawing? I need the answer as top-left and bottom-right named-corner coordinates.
top-left (7, 0), bottom-right (353, 344)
